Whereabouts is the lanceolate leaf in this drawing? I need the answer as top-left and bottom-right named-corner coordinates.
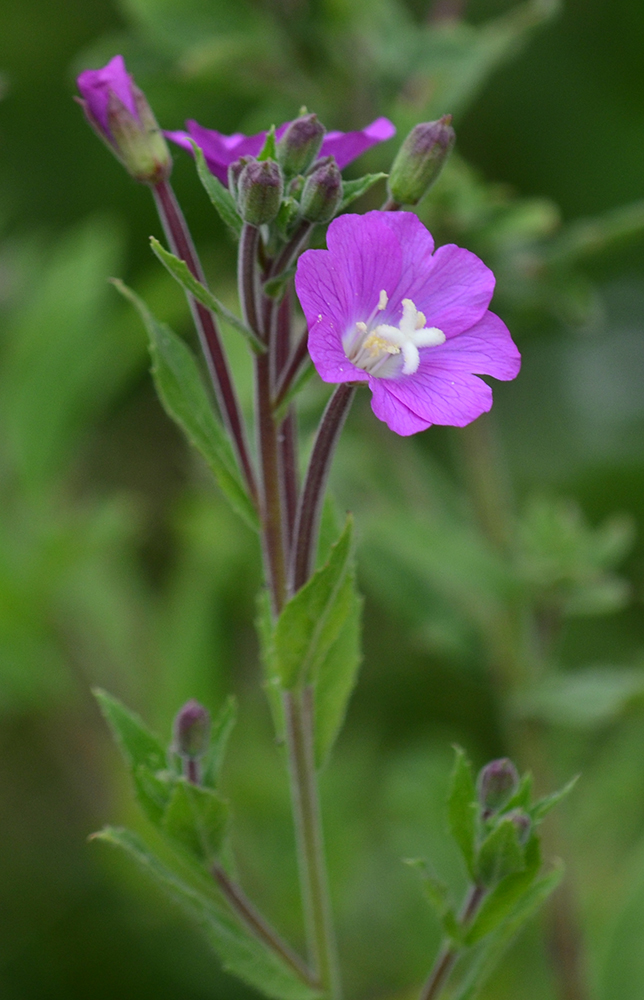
top-left (93, 827), bottom-right (322, 1000)
top-left (448, 746), bottom-right (478, 879)
top-left (272, 517), bottom-right (355, 689)
top-left (163, 778), bottom-right (229, 864)
top-left (94, 688), bottom-right (166, 772)
top-left (149, 239), bottom-right (265, 354)
top-left (531, 775), bottom-right (579, 824)
top-left (314, 579), bottom-right (363, 768)
top-left (192, 143), bottom-right (243, 241)
top-left (201, 695), bottom-right (237, 789)
top-left (339, 173), bottom-right (388, 212)
top-left (453, 865), bottom-right (563, 1000)
top-left (113, 281), bottom-right (258, 531)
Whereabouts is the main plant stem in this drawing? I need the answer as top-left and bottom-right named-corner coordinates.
top-left (153, 180), bottom-right (257, 507)
top-left (240, 219), bottom-right (346, 997)
top-left (284, 687), bottom-right (341, 999)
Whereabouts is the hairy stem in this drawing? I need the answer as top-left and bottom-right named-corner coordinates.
top-left (274, 292), bottom-right (299, 548)
top-left (269, 220), bottom-right (314, 280)
top-left (284, 687), bottom-right (341, 998)
top-left (212, 864), bottom-right (318, 987)
top-left (152, 180), bottom-right (257, 506)
top-left (290, 384), bottom-right (356, 594)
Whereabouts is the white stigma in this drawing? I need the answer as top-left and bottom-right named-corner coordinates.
top-left (344, 292), bottom-right (445, 377)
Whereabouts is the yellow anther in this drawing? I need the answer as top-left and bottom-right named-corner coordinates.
top-left (363, 332), bottom-right (400, 357)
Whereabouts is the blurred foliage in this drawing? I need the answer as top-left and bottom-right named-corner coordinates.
top-left (2, 0), bottom-right (644, 998)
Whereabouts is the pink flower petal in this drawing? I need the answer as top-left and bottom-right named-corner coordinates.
top-left (427, 310), bottom-right (521, 380)
top-left (77, 55), bottom-right (138, 138)
top-left (384, 366), bottom-right (494, 427)
top-left (370, 379), bottom-right (432, 435)
top-left (409, 243), bottom-right (495, 338)
top-left (325, 213), bottom-right (403, 323)
top-left (321, 117), bottom-right (396, 170)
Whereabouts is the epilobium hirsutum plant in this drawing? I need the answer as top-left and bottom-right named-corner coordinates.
top-left (77, 55), bottom-right (574, 1000)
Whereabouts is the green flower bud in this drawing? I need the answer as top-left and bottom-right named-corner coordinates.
top-left (237, 159), bottom-right (284, 225)
top-left (477, 757), bottom-right (519, 816)
top-left (506, 808), bottom-right (532, 845)
top-left (300, 158), bottom-right (343, 224)
top-left (174, 700), bottom-right (211, 760)
top-left (277, 114), bottom-right (325, 176)
top-left (387, 116), bottom-right (455, 206)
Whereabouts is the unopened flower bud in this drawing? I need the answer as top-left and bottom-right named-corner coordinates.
top-left (174, 700), bottom-right (211, 760)
top-left (387, 115), bottom-right (455, 206)
top-left (237, 159), bottom-right (284, 225)
top-left (477, 758), bottom-right (519, 815)
top-left (228, 155), bottom-right (255, 200)
top-left (300, 159), bottom-right (343, 223)
top-left (76, 55), bottom-right (171, 185)
top-left (277, 114), bottom-right (326, 176)
top-left (506, 808), bottom-right (532, 844)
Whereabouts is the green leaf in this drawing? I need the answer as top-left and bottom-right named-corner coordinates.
top-left (150, 238), bottom-right (265, 353)
top-left (530, 774), bottom-right (579, 824)
top-left (453, 865), bottom-right (563, 1000)
top-left (112, 280), bottom-right (258, 532)
top-left (271, 517), bottom-right (355, 689)
top-left (339, 173), bottom-right (388, 212)
top-left (465, 834), bottom-right (542, 945)
top-left (94, 688), bottom-right (166, 772)
top-left (192, 142), bottom-right (243, 241)
top-left (201, 695), bottom-right (237, 789)
top-left (258, 125), bottom-right (277, 161)
top-left (503, 772), bottom-right (533, 812)
top-left (163, 777), bottom-right (229, 864)
top-left (133, 765), bottom-right (175, 825)
top-left (93, 827), bottom-right (322, 1000)
top-left (448, 746), bottom-right (478, 879)
top-left (477, 816), bottom-right (525, 886)
top-left (314, 579), bottom-right (363, 767)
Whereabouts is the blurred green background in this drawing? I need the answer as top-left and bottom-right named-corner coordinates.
top-left (1, 0), bottom-right (644, 998)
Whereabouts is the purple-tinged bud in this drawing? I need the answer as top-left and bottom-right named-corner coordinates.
top-left (76, 55), bottom-right (171, 185)
top-left (300, 158), bottom-right (343, 224)
top-left (237, 159), bottom-right (284, 226)
top-left (506, 808), bottom-right (532, 845)
top-left (228, 155), bottom-right (255, 200)
top-left (477, 758), bottom-right (520, 816)
top-left (387, 115), bottom-right (455, 206)
top-left (174, 700), bottom-right (211, 760)
top-left (277, 114), bottom-right (326, 176)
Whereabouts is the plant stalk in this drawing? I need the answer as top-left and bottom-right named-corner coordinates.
top-left (212, 864), bottom-right (319, 988)
top-left (419, 884), bottom-right (485, 1000)
top-left (284, 687), bottom-right (341, 999)
top-left (152, 180), bottom-right (258, 507)
top-left (290, 383), bottom-right (356, 594)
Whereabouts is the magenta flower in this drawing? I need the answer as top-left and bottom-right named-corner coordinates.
top-left (76, 55), bottom-right (170, 183)
top-left (165, 117), bottom-right (395, 185)
top-left (295, 211), bottom-right (520, 436)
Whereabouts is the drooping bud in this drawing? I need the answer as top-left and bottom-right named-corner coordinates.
top-left (477, 758), bottom-right (519, 816)
top-left (387, 115), bottom-right (455, 206)
top-left (237, 159), bottom-right (284, 225)
top-left (300, 158), bottom-right (343, 224)
top-left (174, 700), bottom-right (211, 760)
top-left (76, 55), bottom-right (171, 185)
top-left (277, 114), bottom-right (326, 176)
top-left (228, 155), bottom-right (255, 200)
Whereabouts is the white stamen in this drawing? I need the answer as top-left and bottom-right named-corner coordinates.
top-left (343, 292), bottom-right (445, 378)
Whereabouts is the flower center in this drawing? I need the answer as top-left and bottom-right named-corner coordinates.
top-left (344, 292), bottom-right (445, 377)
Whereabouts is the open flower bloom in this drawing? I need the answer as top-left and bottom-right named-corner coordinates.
top-left (295, 211), bottom-right (521, 435)
top-left (166, 117), bottom-right (395, 185)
